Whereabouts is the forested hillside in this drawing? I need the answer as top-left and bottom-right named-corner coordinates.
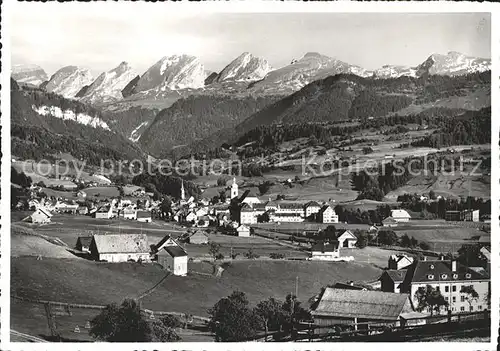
top-left (139, 94), bottom-right (281, 157)
top-left (173, 71), bottom-right (490, 158)
top-left (11, 79), bottom-right (144, 164)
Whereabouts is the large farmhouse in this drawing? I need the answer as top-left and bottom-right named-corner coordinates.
top-left (90, 234), bottom-right (150, 262)
top-left (381, 257), bottom-right (490, 314)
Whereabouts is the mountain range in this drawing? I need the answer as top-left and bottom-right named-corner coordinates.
top-left (13, 51), bottom-right (491, 105)
top-left (11, 50), bottom-right (491, 162)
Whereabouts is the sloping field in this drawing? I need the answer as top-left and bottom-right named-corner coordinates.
top-left (384, 165), bottom-right (490, 201)
top-left (393, 227), bottom-right (489, 253)
top-left (11, 224), bottom-right (76, 259)
top-left (11, 257), bottom-right (381, 317)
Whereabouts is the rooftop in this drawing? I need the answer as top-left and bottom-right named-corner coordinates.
top-left (312, 288), bottom-right (410, 321)
top-left (92, 234), bottom-right (149, 254)
top-left (164, 245), bottom-right (188, 258)
top-left (404, 259), bottom-right (489, 284)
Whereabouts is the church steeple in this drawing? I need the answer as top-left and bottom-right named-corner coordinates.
top-left (180, 179), bottom-right (186, 201)
top-left (231, 177), bottom-right (238, 200)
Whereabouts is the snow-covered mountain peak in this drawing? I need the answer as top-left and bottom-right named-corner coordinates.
top-left (11, 64), bottom-right (49, 87)
top-left (418, 51), bottom-right (490, 76)
top-left (215, 52), bottom-right (272, 83)
top-left (134, 54), bottom-right (205, 92)
top-left (43, 66), bottom-right (94, 98)
top-left (79, 62), bottom-right (138, 104)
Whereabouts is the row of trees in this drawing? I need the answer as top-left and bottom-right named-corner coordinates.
top-left (208, 291), bottom-right (310, 341)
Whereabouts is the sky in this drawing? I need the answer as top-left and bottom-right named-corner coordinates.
top-left (10, 3), bottom-right (491, 77)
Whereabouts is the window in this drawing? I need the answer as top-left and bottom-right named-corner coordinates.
top-left (465, 273), bottom-right (471, 279)
top-left (445, 286), bottom-right (449, 293)
top-left (429, 264), bottom-right (435, 269)
top-left (478, 305), bottom-right (483, 311)
top-left (427, 274), bottom-right (434, 280)
top-left (453, 274), bottom-right (458, 279)
top-left (452, 297), bottom-right (456, 303)
top-left (441, 274), bottom-right (448, 279)
top-left (452, 285), bottom-right (457, 292)
top-left (469, 306), bottom-right (473, 312)
top-left (460, 306), bottom-right (465, 312)
top-left (461, 296), bottom-right (465, 302)
top-left (445, 297), bottom-right (449, 302)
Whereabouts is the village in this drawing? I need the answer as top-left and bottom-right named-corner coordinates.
top-left (11, 169), bottom-right (491, 341)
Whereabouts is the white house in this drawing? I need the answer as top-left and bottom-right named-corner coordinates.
top-left (337, 230), bottom-right (358, 248)
top-left (242, 196), bottom-right (262, 207)
top-left (28, 207), bottom-right (53, 224)
top-left (195, 207), bottom-right (208, 217)
top-left (122, 207), bottom-right (137, 220)
top-left (94, 205), bottom-right (113, 219)
top-left (236, 224), bottom-right (251, 237)
top-left (390, 209), bottom-right (411, 222)
top-left (157, 246), bottom-right (188, 276)
top-left (310, 241), bottom-right (340, 261)
top-left (464, 209), bottom-right (480, 222)
top-left (388, 254), bottom-right (414, 270)
top-left (185, 211), bottom-right (197, 223)
top-left (318, 205), bottom-right (339, 224)
top-left (304, 201), bottom-right (321, 219)
top-left (240, 206), bottom-right (257, 225)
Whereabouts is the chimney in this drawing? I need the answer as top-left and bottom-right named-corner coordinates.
top-left (451, 260), bottom-right (457, 272)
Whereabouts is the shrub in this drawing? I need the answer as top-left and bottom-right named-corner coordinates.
top-left (269, 252), bottom-right (285, 259)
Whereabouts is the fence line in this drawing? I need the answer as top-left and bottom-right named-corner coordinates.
top-left (12, 295), bottom-right (210, 322)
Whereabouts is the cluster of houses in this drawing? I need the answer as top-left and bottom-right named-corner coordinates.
top-left (224, 178), bottom-right (340, 225)
top-left (23, 187), bottom-right (159, 224)
top-left (310, 251), bottom-right (491, 330)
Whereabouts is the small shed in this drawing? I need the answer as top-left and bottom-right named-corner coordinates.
top-left (77, 206), bottom-right (89, 215)
top-left (382, 217), bottom-right (398, 227)
top-left (136, 210), bottom-right (152, 223)
top-left (188, 230), bottom-right (209, 245)
top-left (157, 246), bottom-right (188, 276)
top-left (236, 224), bottom-right (250, 237)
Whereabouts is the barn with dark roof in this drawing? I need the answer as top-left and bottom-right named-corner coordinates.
top-left (311, 288), bottom-right (417, 330)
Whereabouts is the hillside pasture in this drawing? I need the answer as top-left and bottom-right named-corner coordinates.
top-left (11, 257), bottom-right (382, 318)
top-left (391, 226), bottom-right (489, 253)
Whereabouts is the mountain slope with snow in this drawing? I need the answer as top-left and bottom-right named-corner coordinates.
top-left (79, 62), bottom-right (138, 104)
top-left (248, 52), bottom-right (373, 94)
top-left (416, 51), bottom-right (491, 77)
top-left (42, 66), bottom-right (94, 98)
top-left (12, 64), bottom-right (49, 86)
top-left (214, 52), bottom-right (272, 83)
top-left (134, 54), bottom-right (205, 92)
